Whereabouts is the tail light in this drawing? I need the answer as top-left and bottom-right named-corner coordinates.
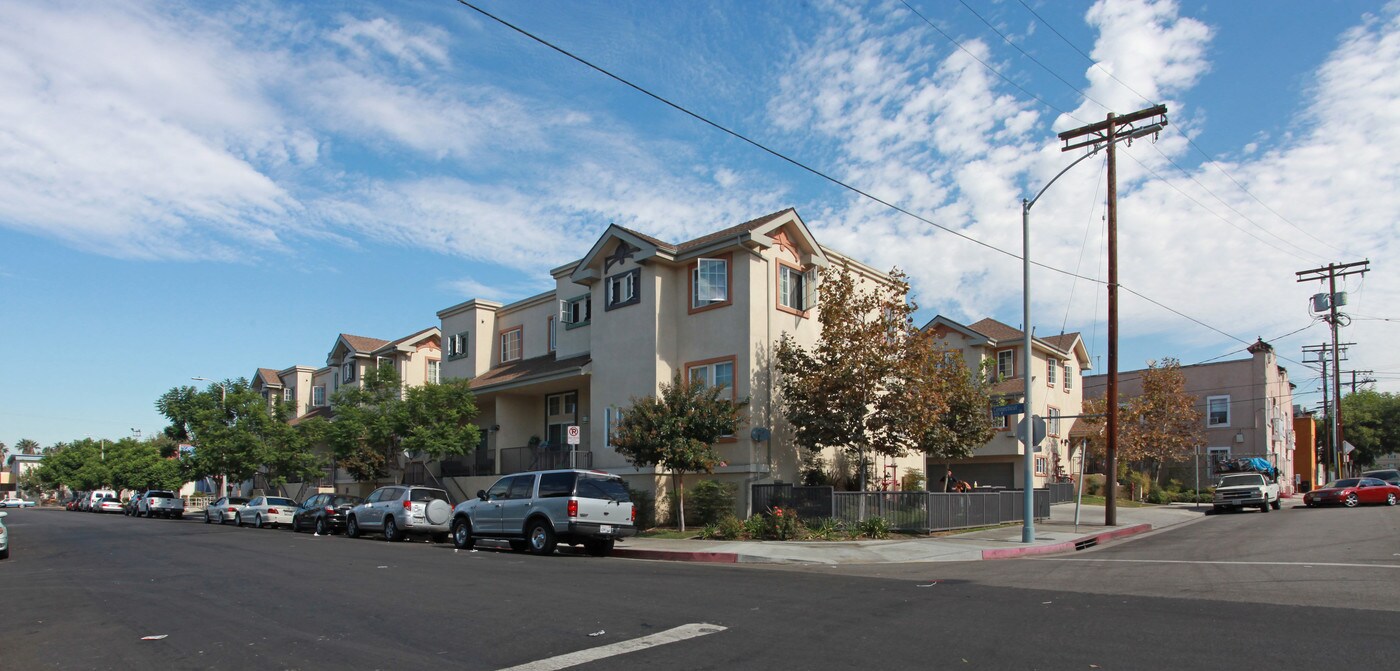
top-left (267, 508), bottom-right (279, 514)
top-left (325, 506), bottom-right (335, 515)
top-left (403, 500), bottom-right (413, 510)
top-left (567, 500), bottom-right (578, 518)
top-left (630, 507), bottom-right (636, 522)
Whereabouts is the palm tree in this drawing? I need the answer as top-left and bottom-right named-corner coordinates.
top-left (15, 439), bottom-right (40, 456)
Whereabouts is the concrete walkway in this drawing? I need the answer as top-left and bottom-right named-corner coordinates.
top-left (611, 502), bottom-right (1207, 565)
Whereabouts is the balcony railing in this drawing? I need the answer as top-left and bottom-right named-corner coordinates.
top-left (499, 445), bottom-right (592, 475)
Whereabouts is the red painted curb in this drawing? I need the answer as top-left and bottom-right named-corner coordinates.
top-left (610, 548), bottom-right (739, 563)
top-left (980, 523), bottom-right (1153, 560)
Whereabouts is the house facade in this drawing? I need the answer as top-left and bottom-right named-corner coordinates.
top-left (435, 208), bottom-right (925, 514)
top-left (1083, 339), bottom-right (1298, 493)
top-left (924, 316), bottom-right (1092, 489)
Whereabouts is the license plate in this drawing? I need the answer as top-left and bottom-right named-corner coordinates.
top-left (599, 525), bottom-right (613, 534)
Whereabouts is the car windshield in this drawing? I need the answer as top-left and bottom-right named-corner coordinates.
top-left (330, 496), bottom-right (362, 506)
top-left (1218, 475), bottom-right (1264, 487)
top-left (410, 489), bottom-right (448, 503)
top-left (577, 474), bottom-right (630, 502)
top-left (267, 498), bottom-right (296, 507)
top-left (1326, 479), bottom-right (1361, 488)
top-left (147, 492), bottom-right (174, 498)
top-left (228, 497), bottom-right (249, 505)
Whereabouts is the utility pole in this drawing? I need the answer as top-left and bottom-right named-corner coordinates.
top-left (1303, 343), bottom-right (1350, 480)
top-left (1058, 104), bottom-right (1168, 527)
top-left (1298, 261), bottom-right (1368, 481)
top-left (1341, 369), bottom-right (1374, 394)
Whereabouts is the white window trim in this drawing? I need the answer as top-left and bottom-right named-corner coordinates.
top-left (1064, 364), bottom-right (1073, 391)
top-left (500, 327), bottom-right (523, 363)
top-left (779, 265), bottom-right (806, 311)
top-left (342, 361), bottom-right (356, 382)
top-left (1046, 358), bottom-right (1057, 386)
top-left (692, 258), bottom-right (729, 308)
top-left (997, 350), bottom-right (1015, 379)
top-left (312, 385), bottom-right (326, 407)
top-left (427, 360), bottom-right (440, 385)
top-left (1207, 395), bottom-right (1231, 427)
top-left (606, 269), bottom-right (639, 308)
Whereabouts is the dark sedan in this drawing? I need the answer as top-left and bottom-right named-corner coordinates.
top-left (1303, 478), bottom-right (1400, 508)
top-left (291, 493), bottom-right (364, 535)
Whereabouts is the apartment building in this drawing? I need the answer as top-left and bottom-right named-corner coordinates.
top-left (924, 316), bottom-right (1092, 489)
top-left (435, 208), bottom-right (925, 514)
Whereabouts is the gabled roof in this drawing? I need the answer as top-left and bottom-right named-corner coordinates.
top-left (569, 208), bottom-right (827, 284)
top-left (253, 368), bottom-right (282, 389)
top-left (372, 326), bottom-right (440, 355)
top-left (923, 315), bottom-right (993, 345)
top-left (340, 334), bottom-right (390, 352)
top-left (965, 318), bottom-right (1089, 367)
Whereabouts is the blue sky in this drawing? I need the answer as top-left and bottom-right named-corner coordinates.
top-left (3, 0), bottom-right (1398, 449)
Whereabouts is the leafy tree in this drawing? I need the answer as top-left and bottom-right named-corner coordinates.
top-left (33, 439), bottom-right (111, 491)
top-left (875, 330), bottom-right (997, 462)
top-left (1083, 358), bottom-right (1203, 489)
top-left (1338, 389), bottom-right (1400, 467)
top-left (610, 375), bottom-right (743, 531)
top-left (315, 364), bottom-right (404, 484)
top-left (156, 379), bottom-right (293, 495)
top-left (107, 438), bottom-right (183, 492)
top-left (775, 266), bottom-right (917, 490)
top-left (14, 438), bottom-right (40, 455)
top-left (397, 378), bottom-right (481, 461)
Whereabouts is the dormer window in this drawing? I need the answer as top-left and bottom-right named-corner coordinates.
top-left (342, 361), bottom-right (356, 382)
top-left (691, 257), bottom-right (730, 311)
top-left (777, 262), bottom-right (815, 315)
top-left (500, 326), bottom-right (523, 363)
top-left (447, 332), bottom-right (469, 360)
top-left (561, 294), bottom-right (592, 328)
top-left (605, 268), bottom-right (640, 310)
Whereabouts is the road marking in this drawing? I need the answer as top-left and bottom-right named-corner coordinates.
top-left (497, 623), bottom-right (727, 671)
top-left (1036, 558), bottom-right (1400, 569)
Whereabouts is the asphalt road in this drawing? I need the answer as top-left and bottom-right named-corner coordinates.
top-left (2, 503), bottom-right (1397, 670)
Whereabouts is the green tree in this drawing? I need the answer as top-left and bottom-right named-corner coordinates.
top-left (1083, 358), bottom-right (1204, 491)
top-left (315, 364), bottom-right (406, 484)
top-left (875, 330), bottom-right (997, 462)
top-left (1339, 389), bottom-right (1400, 467)
top-left (33, 439), bottom-right (111, 491)
top-left (397, 377), bottom-right (481, 461)
top-left (14, 438), bottom-right (40, 455)
top-left (610, 375), bottom-right (743, 531)
top-left (775, 266), bottom-right (918, 489)
top-left (157, 379), bottom-right (276, 495)
top-left (107, 438), bottom-right (183, 492)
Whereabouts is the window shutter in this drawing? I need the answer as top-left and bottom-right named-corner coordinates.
top-left (559, 299), bottom-right (572, 324)
top-left (803, 267), bottom-right (819, 308)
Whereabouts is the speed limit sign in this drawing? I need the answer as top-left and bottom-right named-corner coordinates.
top-left (566, 425), bottom-right (581, 445)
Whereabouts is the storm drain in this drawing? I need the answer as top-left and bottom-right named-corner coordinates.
top-left (1074, 538), bottom-right (1098, 551)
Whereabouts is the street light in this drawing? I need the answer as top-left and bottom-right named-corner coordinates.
top-left (1019, 122), bottom-right (1163, 543)
top-left (191, 377), bottom-right (229, 498)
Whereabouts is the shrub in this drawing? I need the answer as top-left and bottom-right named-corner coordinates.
top-left (853, 516), bottom-right (890, 540)
top-left (900, 468), bottom-right (926, 492)
top-left (699, 514), bottom-right (744, 540)
top-left (805, 517), bottom-right (845, 541)
top-left (627, 486), bottom-right (657, 530)
top-left (688, 479), bottom-right (736, 526)
top-left (740, 513), bottom-right (766, 539)
top-left (769, 507), bottom-right (801, 540)
top-left (1084, 473), bottom-right (1105, 496)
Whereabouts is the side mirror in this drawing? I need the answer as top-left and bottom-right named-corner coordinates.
top-left (477, 490), bottom-right (488, 501)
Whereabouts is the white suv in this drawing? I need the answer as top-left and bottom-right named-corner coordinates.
top-left (450, 469), bottom-right (635, 556)
top-left (346, 486), bottom-right (453, 543)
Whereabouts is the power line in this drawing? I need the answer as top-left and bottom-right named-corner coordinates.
top-left (1011, 0), bottom-right (1354, 258)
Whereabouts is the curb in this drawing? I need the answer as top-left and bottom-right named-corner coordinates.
top-left (979, 523), bottom-right (1152, 560)
top-left (611, 548), bottom-right (739, 563)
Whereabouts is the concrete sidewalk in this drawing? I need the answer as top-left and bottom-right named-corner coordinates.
top-left (610, 502), bottom-right (1207, 565)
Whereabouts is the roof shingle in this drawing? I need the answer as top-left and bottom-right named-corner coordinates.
top-left (340, 333), bottom-right (390, 353)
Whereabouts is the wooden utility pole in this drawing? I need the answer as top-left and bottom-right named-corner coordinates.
top-left (1297, 261), bottom-right (1368, 480)
top-left (1058, 105), bottom-right (1167, 527)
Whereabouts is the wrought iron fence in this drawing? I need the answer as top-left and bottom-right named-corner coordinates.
top-left (1047, 482), bottom-right (1075, 504)
top-left (751, 484), bottom-right (833, 519)
top-left (833, 492), bottom-right (929, 532)
top-left (499, 446), bottom-right (592, 475)
top-left (752, 485), bottom-right (1054, 533)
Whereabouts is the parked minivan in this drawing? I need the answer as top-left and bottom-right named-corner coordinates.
top-left (85, 490), bottom-right (117, 512)
top-left (450, 469), bottom-right (635, 556)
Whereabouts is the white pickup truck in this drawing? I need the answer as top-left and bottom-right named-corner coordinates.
top-left (1212, 473), bottom-right (1281, 513)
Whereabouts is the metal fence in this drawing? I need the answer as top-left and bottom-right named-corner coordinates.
top-left (1047, 482), bottom-right (1075, 504)
top-left (751, 484), bottom-right (834, 519)
top-left (753, 485), bottom-right (1054, 533)
top-left (498, 446), bottom-right (592, 475)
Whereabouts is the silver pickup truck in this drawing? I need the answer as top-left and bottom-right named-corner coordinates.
top-left (138, 490), bottom-right (185, 519)
top-left (450, 469), bottom-right (635, 557)
top-left (1212, 473), bottom-right (1281, 513)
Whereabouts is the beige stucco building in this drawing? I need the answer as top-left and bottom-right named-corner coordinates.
top-left (436, 208), bottom-right (924, 514)
top-left (1083, 339), bottom-right (1298, 493)
top-left (924, 316), bottom-right (1092, 489)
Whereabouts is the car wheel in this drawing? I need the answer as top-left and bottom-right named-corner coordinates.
top-left (346, 516), bottom-right (361, 538)
top-left (219, 512), bottom-right (229, 525)
top-left (1388, 493), bottom-right (1397, 506)
top-left (0, 547), bottom-right (8, 560)
top-left (204, 511), bottom-right (212, 524)
top-left (1259, 502), bottom-right (1270, 513)
top-left (1344, 493), bottom-right (1359, 508)
top-left (234, 512), bottom-right (243, 527)
top-left (527, 519), bottom-right (557, 556)
top-left (384, 517), bottom-right (402, 542)
top-left (585, 539), bottom-right (615, 557)
top-left (1270, 500), bottom-right (1281, 510)
top-left (255, 514), bottom-right (265, 529)
top-left (315, 517), bottom-right (329, 536)
top-left (451, 518), bottom-right (475, 549)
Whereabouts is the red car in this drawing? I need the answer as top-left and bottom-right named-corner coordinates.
top-left (1303, 477), bottom-right (1400, 508)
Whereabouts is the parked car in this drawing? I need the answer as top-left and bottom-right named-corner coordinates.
top-left (1361, 469), bottom-right (1400, 486)
top-left (0, 511), bottom-right (9, 560)
top-left (236, 496), bottom-right (298, 529)
top-left (96, 496), bottom-right (124, 514)
top-left (204, 496), bottom-right (250, 524)
top-left (291, 493), bottom-right (364, 535)
top-left (1303, 478), bottom-right (1400, 507)
top-left (124, 492), bottom-right (146, 516)
top-left (138, 491), bottom-right (185, 519)
top-left (346, 486), bottom-right (452, 542)
top-left (450, 469), bottom-right (635, 556)
top-left (84, 490), bottom-right (117, 512)
top-left (1, 498), bottom-right (36, 508)
top-left (65, 494), bottom-right (84, 511)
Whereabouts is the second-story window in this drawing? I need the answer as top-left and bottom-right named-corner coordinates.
top-left (312, 385), bottom-right (326, 407)
top-left (500, 326), bottom-right (523, 363)
top-left (692, 258), bottom-right (729, 309)
top-left (547, 316), bottom-right (556, 352)
top-left (282, 388), bottom-right (293, 402)
top-left (342, 361), bottom-right (356, 382)
top-left (427, 360), bottom-right (440, 384)
top-left (605, 268), bottom-right (640, 310)
top-left (447, 332), bottom-right (469, 359)
top-left (687, 358), bottom-right (735, 399)
top-left (1064, 364), bottom-right (1073, 391)
top-left (778, 264), bottom-right (806, 312)
top-left (1047, 358), bottom-right (1057, 387)
top-left (562, 295), bottom-right (592, 327)
top-left (1207, 395), bottom-right (1231, 427)
top-left (997, 350), bottom-right (1014, 379)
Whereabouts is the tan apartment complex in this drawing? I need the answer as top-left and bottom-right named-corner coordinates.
top-left (925, 316), bottom-right (1092, 489)
top-left (435, 208), bottom-right (926, 514)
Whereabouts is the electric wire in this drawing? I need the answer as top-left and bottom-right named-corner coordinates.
top-left (452, 0), bottom-right (1318, 370)
top-left (1060, 157), bottom-right (1106, 338)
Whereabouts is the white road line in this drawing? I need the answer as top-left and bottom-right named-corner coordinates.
top-left (497, 623), bottom-right (727, 671)
top-left (1036, 558), bottom-right (1400, 569)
